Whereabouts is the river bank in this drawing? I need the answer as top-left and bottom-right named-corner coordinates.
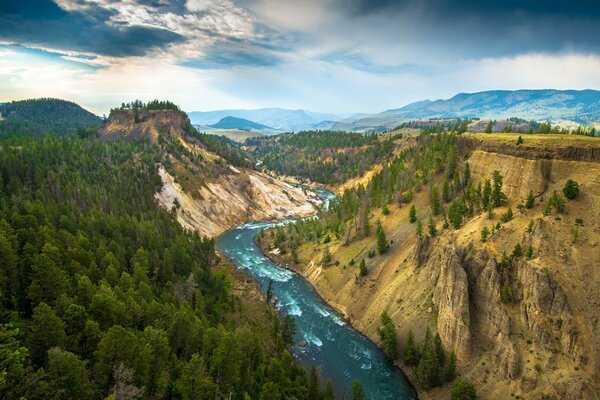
top-left (215, 188), bottom-right (417, 399)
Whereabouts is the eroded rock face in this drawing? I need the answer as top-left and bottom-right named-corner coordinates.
top-left (430, 242), bottom-right (472, 362)
top-left (474, 259), bottom-right (521, 379)
top-left (518, 263), bottom-right (583, 366)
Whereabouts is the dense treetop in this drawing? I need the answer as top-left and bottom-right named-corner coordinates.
top-left (247, 130), bottom-right (398, 184)
top-left (0, 127), bottom-right (318, 399)
top-left (0, 98), bottom-right (101, 137)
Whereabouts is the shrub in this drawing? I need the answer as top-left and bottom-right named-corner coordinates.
top-left (451, 377), bottom-right (477, 400)
top-left (563, 179), bottom-right (580, 200)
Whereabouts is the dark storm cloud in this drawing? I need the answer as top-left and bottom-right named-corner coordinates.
top-left (337, 0), bottom-right (600, 57)
top-left (0, 0), bottom-right (185, 57)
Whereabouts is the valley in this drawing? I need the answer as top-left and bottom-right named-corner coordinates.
top-left (0, 98), bottom-right (599, 400)
top-left (258, 132), bottom-right (600, 399)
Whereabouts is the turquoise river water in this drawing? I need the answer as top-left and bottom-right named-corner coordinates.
top-left (215, 188), bottom-right (417, 399)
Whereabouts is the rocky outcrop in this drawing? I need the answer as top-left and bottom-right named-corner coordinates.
top-left (155, 166), bottom-right (321, 238)
top-left (518, 262), bottom-right (583, 366)
top-left (458, 135), bottom-right (600, 163)
top-left (474, 259), bottom-right (521, 379)
top-left (99, 109), bottom-right (189, 143)
top-left (430, 242), bottom-right (472, 363)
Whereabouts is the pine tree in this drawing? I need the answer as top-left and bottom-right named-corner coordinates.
top-left (416, 220), bottom-right (423, 237)
top-left (28, 302), bottom-right (67, 366)
top-left (376, 221), bottom-right (389, 255)
top-left (492, 170), bottom-right (507, 206)
top-left (484, 120), bottom-right (493, 133)
top-left (359, 259), bottom-right (367, 277)
top-left (525, 245), bottom-right (534, 259)
top-left (430, 185), bottom-right (442, 215)
top-left (363, 208), bottom-right (371, 236)
top-left (482, 179), bottom-right (492, 209)
top-left (481, 226), bottom-right (490, 242)
top-left (379, 311), bottom-right (398, 359)
top-left (444, 352), bottom-right (457, 382)
top-left (451, 376), bottom-right (477, 400)
top-left (404, 330), bottom-right (418, 366)
top-left (563, 179), bottom-right (580, 200)
top-left (352, 380), bottom-right (365, 400)
top-left (463, 162), bottom-right (471, 188)
top-left (409, 205), bottom-right (417, 223)
top-left (308, 366), bottom-right (320, 400)
top-left (324, 380), bottom-right (335, 400)
top-left (266, 279), bottom-right (274, 303)
top-left (428, 216), bottom-right (437, 237)
top-left (525, 190), bottom-right (535, 208)
top-left (512, 243), bottom-right (523, 258)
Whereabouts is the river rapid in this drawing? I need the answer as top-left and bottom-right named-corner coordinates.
top-left (215, 188), bottom-right (416, 399)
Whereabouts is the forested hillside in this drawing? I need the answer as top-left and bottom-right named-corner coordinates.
top-left (0, 133), bottom-right (321, 398)
top-left (261, 129), bottom-right (600, 399)
top-left (0, 98), bottom-right (101, 137)
top-left (247, 131), bottom-right (398, 185)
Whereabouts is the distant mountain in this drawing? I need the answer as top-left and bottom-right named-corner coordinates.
top-left (188, 108), bottom-right (344, 131)
top-left (333, 89), bottom-right (600, 132)
top-left (0, 98), bottom-right (101, 136)
top-left (210, 116), bottom-right (273, 131)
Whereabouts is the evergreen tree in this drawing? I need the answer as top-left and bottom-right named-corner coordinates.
top-left (525, 190), bottom-right (535, 208)
top-left (376, 221), bottom-right (389, 255)
top-left (308, 366), bottom-right (320, 400)
top-left (359, 259), bottom-right (368, 277)
top-left (28, 302), bottom-right (67, 367)
top-left (451, 376), bottom-right (477, 400)
top-left (266, 279), bottom-right (274, 303)
top-left (444, 352), bottom-right (457, 382)
top-left (352, 380), bottom-right (365, 400)
top-left (563, 179), bottom-right (580, 200)
top-left (378, 311), bottom-right (398, 359)
top-left (448, 199), bottom-right (463, 228)
top-left (463, 162), bottom-right (471, 189)
top-left (492, 170), bottom-right (507, 206)
top-left (47, 347), bottom-right (93, 400)
top-left (409, 205), bottom-right (417, 223)
top-left (484, 121), bottom-right (493, 133)
top-left (482, 179), bottom-right (492, 209)
top-left (526, 245), bottom-right (534, 259)
top-left (480, 226), bottom-right (490, 242)
top-left (512, 243), bottom-right (523, 258)
top-left (416, 220), bottom-right (423, 237)
top-left (404, 330), bottom-right (418, 366)
top-left (430, 185), bottom-right (442, 215)
top-left (324, 380), bottom-right (335, 400)
top-left (428, 216), bottom-right (437, 237)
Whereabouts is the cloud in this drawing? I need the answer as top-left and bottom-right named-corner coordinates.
top-left (1, 0), bottom-right (600, 115)
top-left (0, 0), bottom-right (186, 57)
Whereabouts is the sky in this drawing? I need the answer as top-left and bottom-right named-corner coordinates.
top-left (1, 0), bottom-right (600, 115)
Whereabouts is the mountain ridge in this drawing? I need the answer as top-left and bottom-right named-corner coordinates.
top-left (333, 89), bottom-right (600, 132)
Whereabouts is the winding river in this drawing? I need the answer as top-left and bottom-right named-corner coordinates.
top-left (216, 188), bottom-right (416, 399)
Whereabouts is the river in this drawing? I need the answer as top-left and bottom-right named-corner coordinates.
top-left (215, 188), bottom-right (416, 399)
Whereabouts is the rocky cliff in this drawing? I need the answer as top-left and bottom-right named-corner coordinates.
top-left (263, 136), bottom-right (600, 399)
top-left (101, 108), bottom-right (321, 237)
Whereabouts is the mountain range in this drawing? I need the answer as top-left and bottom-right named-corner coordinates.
top-left (188, 108), bottom-right (342, 132)
top-left (332, 89), bottom-right (600, 132)
top-left (189, 90), bottom-right (600, 134)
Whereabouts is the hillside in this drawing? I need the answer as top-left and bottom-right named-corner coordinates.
top-left (246, 130), bottom-right (401, 186)
top-left (334, 90), bottom-right (600, 132)
top-left (0, 98), bottom-right (101, 136)
top-left (100, 106), bottom-right (321, 237)
top-left (260, 132), bottom-right (600, 399)
top-left (210, 116), bottom-right (273, 131)
top-left (0, 122), bottom-right (322, 400)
